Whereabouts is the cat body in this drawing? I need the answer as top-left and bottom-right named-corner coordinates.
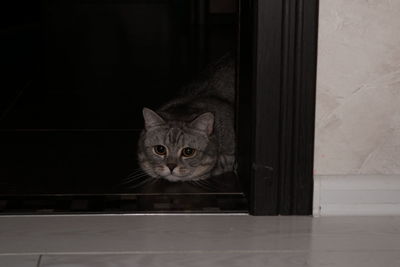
top-left (138, 55), bottom-right (235, 182)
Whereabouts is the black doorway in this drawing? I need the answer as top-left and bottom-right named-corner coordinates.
top-left (0, 0), bottom-right (318, 215)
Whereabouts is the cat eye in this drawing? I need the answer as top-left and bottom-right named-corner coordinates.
top-left (154, 145), bottom-right (167, 155)
top-left (181, 147), bottom-right (196, 157)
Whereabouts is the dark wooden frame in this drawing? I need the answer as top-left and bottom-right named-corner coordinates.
top-left (238, 0), bottom-right (319, 215)
top-left (0, 0), bottom-right (318, 215)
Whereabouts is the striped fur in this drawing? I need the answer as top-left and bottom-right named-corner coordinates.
top-left (137, 54), bottom-right (235, 181)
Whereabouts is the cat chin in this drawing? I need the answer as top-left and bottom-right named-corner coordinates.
top-left (163, 175), bottom-right (182, 182)
top-left (163, 174), bottom-right (205, 182)
top-left (162, 173), bottom-right (210, 182)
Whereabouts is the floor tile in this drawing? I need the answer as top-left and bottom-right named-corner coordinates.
top-left (0, 255), bottom-right (39, 267)
top-left (308, 251), bottom-right (400, 267)
top-left (36, 253), bottom-right (309, 267)
top-left (39, 251), bottom-right (400, 267)
top-left (1, 216), bottom-right (400, 255)
top-left (0, 216), bottom-right (314, 254)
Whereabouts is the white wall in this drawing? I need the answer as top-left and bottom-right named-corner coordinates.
top-left (314, 0), bottom-right (400, 215)
top-left (315, 0), bottom-right (400, 175)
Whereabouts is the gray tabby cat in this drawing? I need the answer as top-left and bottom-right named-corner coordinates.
top-left (137, 54), bottom-right (235, 182)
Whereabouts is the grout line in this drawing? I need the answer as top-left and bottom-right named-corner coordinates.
top-left (3, 248), bottom-right (400, 257)
top-left (36, 255), bottom-right (42, 267)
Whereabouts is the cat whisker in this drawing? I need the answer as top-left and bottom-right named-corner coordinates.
top-left (119, 175), bottom-right (148, 185)
top-left (136, 54), bottom-right (235, 182)
top-left (118, 173), bottom-right (148, 186)
top-left (126, 177), bottom-right (154, 189)
top-left (126, 169), bottom-right (146, 178)
top-left (147, 178), bottom-right (160, 186)
top-left (125, 173), bottom-right (148, 180)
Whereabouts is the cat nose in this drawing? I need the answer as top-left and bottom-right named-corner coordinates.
top-left (166, 163), bottom-right (177, 172)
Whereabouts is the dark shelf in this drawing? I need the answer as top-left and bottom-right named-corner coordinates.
top-left (0, 129), bottom-right (247, 213)
top-left (0, 194), bottom-right (248, 215)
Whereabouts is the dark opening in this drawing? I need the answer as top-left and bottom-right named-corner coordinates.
top-left (0, 0), bottom-right (249, 213)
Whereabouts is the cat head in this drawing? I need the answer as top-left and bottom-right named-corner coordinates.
top-left (137, 108), bottom-right (217, 182)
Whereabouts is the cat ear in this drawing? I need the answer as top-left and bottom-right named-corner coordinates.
top-left (189, 112), bottom-right (214, 135)
top-left (142, 107), bottom-right (165, 130)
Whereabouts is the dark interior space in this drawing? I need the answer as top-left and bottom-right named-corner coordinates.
top-left (0, 0), bottom-right (248, 213)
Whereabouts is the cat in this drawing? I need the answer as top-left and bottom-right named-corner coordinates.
top-left (137, 54), bottom-right (235, 182)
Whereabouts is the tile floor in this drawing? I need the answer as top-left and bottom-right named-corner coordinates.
top-left (0, 215), bottom-right (400, 266)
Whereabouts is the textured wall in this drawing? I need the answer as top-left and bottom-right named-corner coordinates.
top-left (315, 0), bottom-right (400, 175)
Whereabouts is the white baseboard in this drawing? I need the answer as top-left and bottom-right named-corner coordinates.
top-left (313, 175), bottom-right (400, 216)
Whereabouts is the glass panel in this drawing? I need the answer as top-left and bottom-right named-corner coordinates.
top-left (0, 0), bottom-right (247, 213)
